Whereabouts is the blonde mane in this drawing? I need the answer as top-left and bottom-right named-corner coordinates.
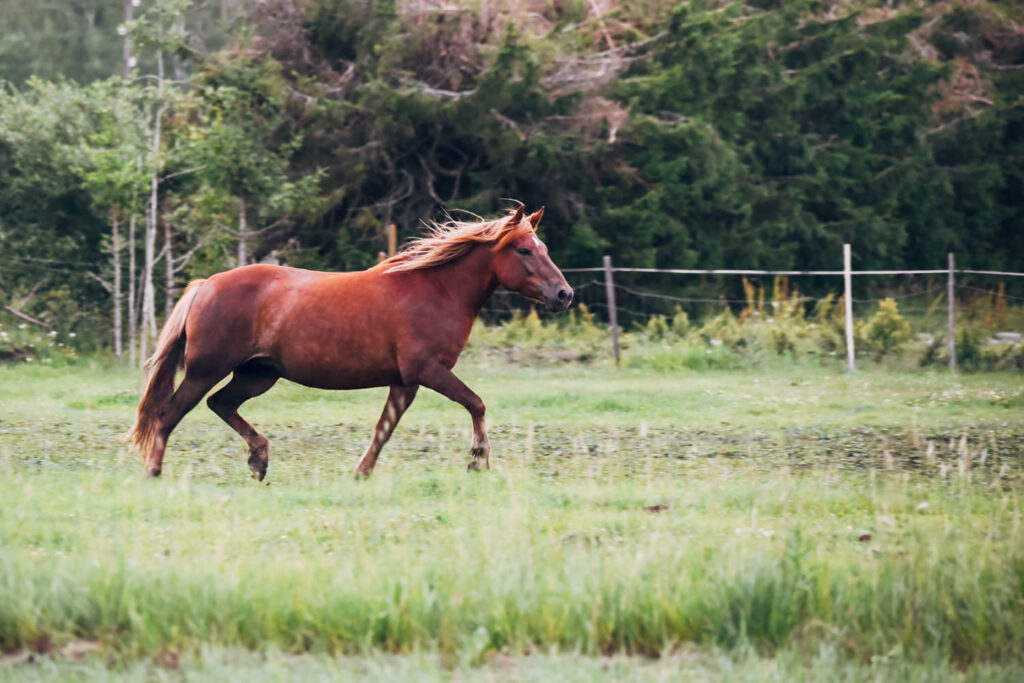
top-left (383, 210), bottom-right (533, 273)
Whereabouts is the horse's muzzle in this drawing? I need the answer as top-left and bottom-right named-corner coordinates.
top-left (544, 285), bottom-right (573, 312)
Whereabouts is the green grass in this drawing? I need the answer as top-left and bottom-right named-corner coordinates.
top-left (1, 360), bottom-right (1023, 679)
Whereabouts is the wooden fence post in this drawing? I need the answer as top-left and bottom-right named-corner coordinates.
top-left (603, 255), bottom-right (620, 365)
top-left (947, 252), bottom-right (957, 372)
top-left (386, 224), bottom-right (397, 257)
top-left (844, 243), bottom-right (855, 372)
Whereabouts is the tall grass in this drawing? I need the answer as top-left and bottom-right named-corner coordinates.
top-left (1, 463), bottom-right (1021, 664)
top-left (1, 363), bottom-right (1022, 673)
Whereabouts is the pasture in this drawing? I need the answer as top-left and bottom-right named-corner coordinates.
top-left (1, 359), bottom-right (1023, 680)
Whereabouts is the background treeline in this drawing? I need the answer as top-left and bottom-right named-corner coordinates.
top-left (1, 0), bottom-right (1022, 356)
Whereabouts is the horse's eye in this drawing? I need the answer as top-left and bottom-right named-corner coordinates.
top-left (517, 247), bottom-right (531, 256)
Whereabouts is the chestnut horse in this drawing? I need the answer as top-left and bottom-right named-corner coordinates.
top-left (127, 206), bottom-right (572, 479)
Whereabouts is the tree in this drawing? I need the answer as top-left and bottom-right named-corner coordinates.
top-left (72, 81), bottom-right (149, 358)
top-left (185, 57), bottom-right (322, 269)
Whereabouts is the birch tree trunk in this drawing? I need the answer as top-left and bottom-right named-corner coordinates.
top-left (121, 0), bottom-right (134, 78)
top-left (141, 114), bottom-right (160, 365)
top-left (128, 212), bottom-right (137, 367)
top-left (112, 213), bottom-right (123, 358)
top-left (164, 219), bottom-right (174, 317)
top-left (237, 195), bottom-right (248, 268)
top-left (141, 47), bottom-right (165, 368)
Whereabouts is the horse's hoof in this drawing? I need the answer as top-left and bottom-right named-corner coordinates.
top-left (248, 455), bottom-right (268, 482)
top-left (468, 445), bottom-right (489, 472)
top-left (248, 442), bottom-right (269, 481)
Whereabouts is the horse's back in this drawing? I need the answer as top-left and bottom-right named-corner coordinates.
top-left (183, 264), bottom-right (404, 388)
top-left (183, 265), bottom-right (323, 370)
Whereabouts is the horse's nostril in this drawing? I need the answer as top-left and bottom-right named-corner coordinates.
top-left (557, 288), bottom-right (570, 301)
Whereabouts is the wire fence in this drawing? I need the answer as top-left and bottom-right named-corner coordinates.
top-left (482, 269), bottom-right (1010, 321)
top-left (482, 249), bottom-right (1024, 372)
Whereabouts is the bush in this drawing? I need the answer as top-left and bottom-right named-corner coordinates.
top-left (863, 298), bottom-right (912, 355)
top-left (466, 303), bottom-right (609, 364)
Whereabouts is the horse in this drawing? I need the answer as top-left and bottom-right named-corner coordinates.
top-left (126, 205), bottom-right (572, 479)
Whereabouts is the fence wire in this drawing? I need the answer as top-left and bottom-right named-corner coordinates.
top-left (479, 265), bottom-right (1024, 331)
top-left (4, 248), bottom-right (1023, 330)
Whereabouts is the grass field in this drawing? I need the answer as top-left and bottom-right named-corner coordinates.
top-left (1, 358), bottom-right (1023, 680)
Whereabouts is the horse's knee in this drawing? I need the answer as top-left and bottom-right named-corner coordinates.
top-left (206, 392), bottom-right (227, 416)
top-left (470, 399), bottom-right (485, 418)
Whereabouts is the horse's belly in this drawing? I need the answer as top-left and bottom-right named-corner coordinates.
top-left (273, 333), bottom-right (402, 390)
top-left (284, 362), bottom-right (403, 391)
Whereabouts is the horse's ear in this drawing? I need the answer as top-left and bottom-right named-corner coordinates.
top-left (510, 205), bottom-right (525, 223)
top-left (527, 206), bottom-right (545, 230)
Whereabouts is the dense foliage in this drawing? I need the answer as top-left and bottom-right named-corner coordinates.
top-left (1, 0), bottom-right (1022, 351)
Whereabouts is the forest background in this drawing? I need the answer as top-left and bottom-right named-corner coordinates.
top-left (1, 0), bottom-right (1022, 359)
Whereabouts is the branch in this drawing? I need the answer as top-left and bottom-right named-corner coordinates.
top-left (418, 155), bottom-right (444, 206)
top-left (403, 82), bottom-right (477, 100)
top-left (2, 306), bottom-right (50, 329)
top-left (490, 108), bottom-right (526, 141)
top-left (925, 109), bottom-right (986, 137)
top-left (250, 216), bottom-right (291, 236)
top-left (171, 231), bottom-right (216, 275)
top-left (980, 61), bottom-right (1024, 72)
top-left (86, 271), bottom-right (114, 294)
top-left (152, 241), bottom-right (169, 267)
top-left (213, 216), bottom-right (291, 239)
top-left (159, 165), bottom-right (206, 185)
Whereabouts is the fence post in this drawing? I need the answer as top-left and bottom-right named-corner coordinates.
top-left (603, 254), bottom-right (620, 365)
top-left (386, 223), bottom-right (397, 257)
top-left (843, 243), bottom-right (855, 372)
top-left (947, 252), bottom-right (956, 372)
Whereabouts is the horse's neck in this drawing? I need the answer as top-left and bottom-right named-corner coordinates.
top-left (428, 245), bottom-right (498, 316)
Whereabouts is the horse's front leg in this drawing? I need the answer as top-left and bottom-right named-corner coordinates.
top-left (415, 361), bottom-right (490, 471)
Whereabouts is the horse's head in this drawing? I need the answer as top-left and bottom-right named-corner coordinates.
top-left (493, 206), bottom-right (573, 312)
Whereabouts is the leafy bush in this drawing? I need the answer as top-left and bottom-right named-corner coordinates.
top-left (921, 326), bottom-right (1024, 372)
top-left (466, 303), bottom-right (610, 364)
top-left (863, 298), bottom-right (912, 355)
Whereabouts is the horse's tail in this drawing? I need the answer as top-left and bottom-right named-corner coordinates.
top-left (125, 279), bottom-right (206, 457)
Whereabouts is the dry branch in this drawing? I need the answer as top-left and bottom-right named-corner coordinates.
top-left (2, 306), bottom-right (50, 329)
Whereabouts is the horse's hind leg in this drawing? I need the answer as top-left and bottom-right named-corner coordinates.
top-left (147, 372), bottom-right (224, 477)
top-left (207, 365), bottom-right (279, 481)
top-left (355, 384), bottom-right (419, 478)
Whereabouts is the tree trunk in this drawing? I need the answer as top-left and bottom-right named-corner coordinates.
top-left (112, 213), bottom-right (123, 358)
top-left (141, 47), bottom-right (165, 367)
top-left (121, 0), bottom-right (134, 78)
top-left (141, 130), bottom-right (159, 365)
top-left (237, 195), bottom-right (248, 268)
top-left (128, 212), bottom-right (137, 366)
top-left (164, 218), bottom-right (174, 318)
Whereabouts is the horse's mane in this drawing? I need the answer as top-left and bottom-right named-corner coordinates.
top-left (382, 210), bottom-right (532, 273)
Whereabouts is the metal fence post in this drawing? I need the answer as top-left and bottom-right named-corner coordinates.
top-left (948, 252), bottom-right (957, 372)
top-left (843, 244), bottom-right (855, 372)
top-left (603, 255), bottom-right (620, 365)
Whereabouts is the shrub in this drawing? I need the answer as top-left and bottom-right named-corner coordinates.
top-left (863, 298), bottom-right (912, 355)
